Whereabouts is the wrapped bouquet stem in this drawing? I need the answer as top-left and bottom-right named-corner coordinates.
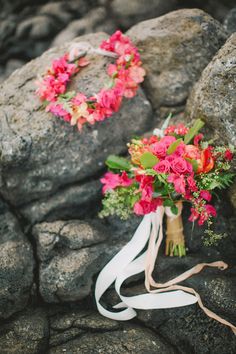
top-left (96, 118), bottom-right (235, 333)
top-left (165, 201), bottom-right (186, 257)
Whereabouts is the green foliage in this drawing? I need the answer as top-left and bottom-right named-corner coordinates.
top-left (59, 91), bottom-right (76, 101)
top-left (167, 139), bottom-right (183, 155)
top-left (203, 229), bottom-right (227, 246)
top-left (106, 155), bottom-right (131, 171)
top-left (99, 185), bottom-right (140, 220)
top-left (185, 157), bottom-right (198, 172)
top-left (140, 152), bottom-right (158, 169)
top-left (184, 119), bottom-right (205, 144)
top-left (198, 172), bottom-right (235, 190)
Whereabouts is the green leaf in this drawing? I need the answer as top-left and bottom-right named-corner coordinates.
top-left (163, 199), bottom-right (174, 207)
top-left (184, 119), bottom-right (205, 144)
top-left (171, 205), bottom-right (178, 215)
top-left (59, 91), bottom-right (76, 101)
top-left (106, 155), bottom-right (131, 171)
top-left (185, 158), bottom-right (199, 172)
top-left (167, 138), bottom-right (183, 155)
top-left (140, 152), bottom-right (158, 169)
top-left (145, 169), bottom-right (158, 176)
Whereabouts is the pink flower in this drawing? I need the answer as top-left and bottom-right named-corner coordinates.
top-left (100, 171), bottom-right (133, 194)
top-left (133, 198), bottom-right (162, 215)
top-left (161, 136), bottom-right (176, 147)
top-left (189, 207), bottom-right (199, 222)
top-left (174, 143), bottom-right (185, 157)
top-left (46, 102), bottom-right (71, 121)
top-left (187, 175), bottom-right (198, 192)
top-left (72, 93), bottom-right (87, 105)
top-left (205, 204), bottom-right (216, 217)
top-left (171, 157), bottom-right (189, 174)
top-left (168, 174), bottom-right (186, 194)
top-left (136, 175), bottom-right (154, 202)
top-left (152, 142), bottom-right (168, 158)
top-left (97, 88), bottom-right (122, 114)
top-left (199, 190), bottom-right (212, 202)
top-left (175, 124), bottom-right (189, 136)
top-left (128, 66), bottom-right (146, 84)
top-left (120, 171), bottom-right (134, 187)
top-left (153, 160), bottom-right (171, 174)
top-left (198, 204), bottom-right (217, 225)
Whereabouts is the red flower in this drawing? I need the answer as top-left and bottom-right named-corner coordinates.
top-left (225, 149), bottom-right (233, 161)
top-left (197, 148), bottom-right (214, 173)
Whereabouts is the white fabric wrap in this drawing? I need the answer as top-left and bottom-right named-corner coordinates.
top-left (94, 207), bottom-right (236, 334)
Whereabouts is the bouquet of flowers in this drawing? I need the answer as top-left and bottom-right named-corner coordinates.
top-left (95, 118), bottom-right (236, 333)
top-left (100, 119), bottom-right (234, 256)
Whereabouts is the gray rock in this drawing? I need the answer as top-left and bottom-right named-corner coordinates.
top-left (0, 308), bottom-right (49, 354)
top-left (111, 0), bottom-right (177, 28)
top-left (49, 309), bottom-right (120, 346)
top-left (224, 7), bottom-right (236, 34)
top-left (50, 324), bottom-right (175, 354)
top-left (0, 32), bottom-right (152, 208)
top-left (0, 199), bottom-right (34, 319)
top-left (39, 2), bottom-right (74, 25)
top-left (52, 7), bottom-right (116, 47)
top-left (33, 218), bottom-right (110, 302)
top-left (136, 260), bottom-right (236, 353)
top-left (139, 304), bottom-right (236, 354)
top-left (186, 33), bottom-right (236, 148)
top-left (39, 245), bottom-right (106, 303)
top-left (21, 179), bottom-right (102, 224)
top-left (127, 8), bottom-right (228, 109)
top-left (16, 15), bottom-right (58, 40)
top-left (32, 219), bottom-right (107, 262)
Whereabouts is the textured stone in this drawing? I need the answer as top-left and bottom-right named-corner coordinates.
top-left (21, 179), bottom-right (102, 224)
top-left (135, 260), bottom-right (236, 353)
top-left (32, 219), bottom-right (107, 262)
top-left (0, 308), bottom-right (49, 354)
top-left (0, 32), bottom-right (152, 209)
top-left (32, 218), bottom-right (110, 302)
top-left (186, 33), bottom-right (236, 147)
top-left (39, 245), bottom-right (106, 303)
top-left (50, 325), bottom-right (175, 354)
top-left (224, 7), bottom-right (236, 34)
top-left (127, 9), bottom-right (228, 109)
top-left (0, 199), bottom-right (34, 319)
top-left (52, 7), bottom-right (116, 47)
top-left (111, 0), bottom-right (177, 28)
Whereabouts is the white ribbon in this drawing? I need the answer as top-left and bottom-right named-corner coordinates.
top-left (95, 207), bottom-right (236, 334)
top-left (68, 42), bottom-right (118, 62)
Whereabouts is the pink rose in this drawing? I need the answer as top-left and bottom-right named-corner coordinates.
top-left (161, 136), bottom-right (176, 147)
top-left (153, 160), bottom-right (171, 174)
top-left (171, 157), bottom-right (188, 174)
top-left (152, 142), bottom-right (167, 158)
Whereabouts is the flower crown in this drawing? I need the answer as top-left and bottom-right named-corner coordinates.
top-left (36, 31), bottom-right (145, 131)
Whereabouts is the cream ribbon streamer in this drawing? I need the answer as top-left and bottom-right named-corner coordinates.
top-left (95, 207), bottom-right (236, 334)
